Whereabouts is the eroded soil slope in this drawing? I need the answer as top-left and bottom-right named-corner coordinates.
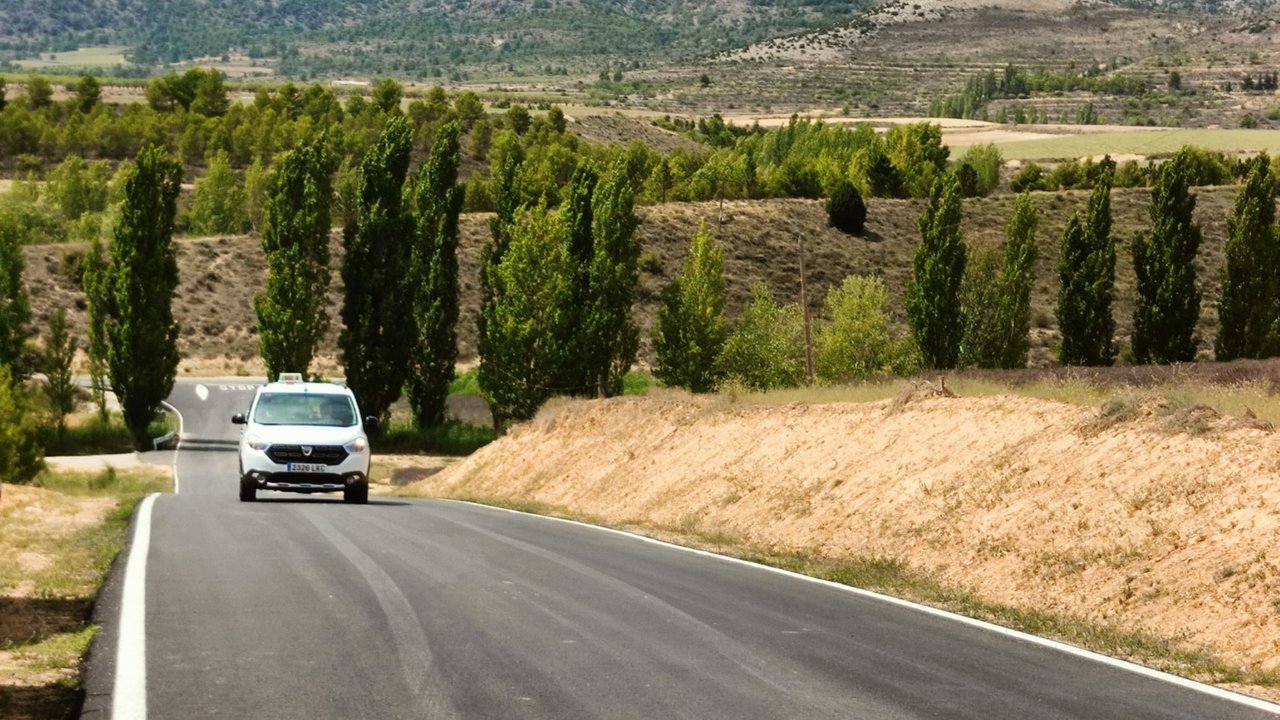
top-left (410, 391), bottom-right (1280, 672)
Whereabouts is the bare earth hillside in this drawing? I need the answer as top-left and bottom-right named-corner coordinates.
top-left (408, 391), bottom-right (1280, 679)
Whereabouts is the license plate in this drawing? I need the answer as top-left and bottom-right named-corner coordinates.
top-left (288, 463), bottom-right (327, 473)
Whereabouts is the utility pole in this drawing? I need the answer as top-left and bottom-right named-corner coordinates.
top-left (798, 233), bottom-right (815, 385)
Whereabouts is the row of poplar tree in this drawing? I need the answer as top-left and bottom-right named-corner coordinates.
top-left (58, 104), bottom-right (650, 440)
top-left (649, 148), bottom-right (1280, 397)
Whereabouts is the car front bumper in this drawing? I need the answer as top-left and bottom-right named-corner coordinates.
top-left (241, 469), bottom-right (369, 493)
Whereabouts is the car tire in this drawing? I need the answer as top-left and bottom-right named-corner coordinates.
top-left (239, 475), bottom-right (257, 502)
top-left (343, 481), bottom-right (368, 505)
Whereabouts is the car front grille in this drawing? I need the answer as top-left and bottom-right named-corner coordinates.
top-left (265, 444), bottom-right (349, 466)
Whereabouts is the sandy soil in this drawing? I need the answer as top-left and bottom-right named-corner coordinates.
top-left (408, 390), bottom-right (1280, 674)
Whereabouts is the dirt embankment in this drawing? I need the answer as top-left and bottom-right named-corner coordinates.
top-left (410, 390), bottom-right (1280, 672)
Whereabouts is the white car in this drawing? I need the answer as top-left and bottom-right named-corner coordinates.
top-left (232, 374), bottom-right (376, 504)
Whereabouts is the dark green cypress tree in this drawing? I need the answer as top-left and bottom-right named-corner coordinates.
top-left (653, 223), bottom-right (727, 392)
top-left (1217, 154), bottom-right (1278, 360)
top-left (557, 163), bottom-right (599, 396)
top-left (906, 173), bottom-right (967, 369)
top-left (407, 121), bottom-right (465, 427)
top-left (101, 146), bottom-right (183, 447)
top-left (826, 178), bottom-right (867, 235)
top-left (340, 115), bottom-right (414, 424)
top-left (1132, 151), bottom-right (1201, 364)
top-left (1057, 159), bottom-right (1117, 366)
top-left (0, 215), bottom-right (31, 376)
top-left (583, 159), bottom-right (641, 397)
top-left (255, 134), bottom-right (337, 380)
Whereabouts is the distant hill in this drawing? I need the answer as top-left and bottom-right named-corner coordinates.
top-left (1109, 0), bottom-right (1280, 13)
top-left (0, 0), bottom-right (876, 76)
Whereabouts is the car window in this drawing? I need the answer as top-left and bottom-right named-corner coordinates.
top-left (253, 392), bottom-right (357, 427)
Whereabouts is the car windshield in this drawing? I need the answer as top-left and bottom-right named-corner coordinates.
top-left (252, 392), bottom-right (357, 427)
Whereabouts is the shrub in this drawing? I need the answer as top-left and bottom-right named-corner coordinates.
top-left (716, 283), bottom-right (805, 391)
top-left (815, 275), bottom-right (915, 382)
top-left (1010, 162), bottom-right (1047, 192)
top-left (957, 143), bottom-right (1002, 196)
top-left (0, 367), bottom-right (44, 484)
top-left (825, 179), bottom-right (867, 235)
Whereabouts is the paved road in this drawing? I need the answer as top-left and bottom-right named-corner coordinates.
top-left (81, 379), bottom-right (1280, 719)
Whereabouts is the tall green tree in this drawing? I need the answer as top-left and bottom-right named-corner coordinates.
top-left (82, 239), bottom-right (110, 422)
top-left (340, 116), bottom-right (414, 424)
top-left (958, 247), bottom-right (1004, 368)
top-left (42, 309), bottom-right (78, 434)
top-left (1057, 159), bottom-right (1117, 366)
top-left (653, 223), bottom-right (727, 393)
top-left (99, 146), bottom-right (183, 447)
top-left (556, 163), bottom-right (600, 396)
top-left (1217, 154), bottom-right (1278, 360)
top-left (372, 78), bottom-right (404, 115)
top-left (74, 75), bottom-right (101, 114)
top-left (1132, 151), bottom-right (1201, 364)
top-left (188, 151), bottom-right (249, 235)
top-left (476, 140), bottom-right (525, 386)
top-left (255, 135), bottom-right (336, 380)
top-left (0, 217), bottom-right (30, 376)
top-left (583, 160), bottom-right (641, 396)
top-left (907, 174), bottom-right (967, 369)
top-left (407, 121), bottom-right (465, 427)
top-left (480, 204), bottom-right (571, 428)
top-left (993, 191), bottom-right (1039, 368)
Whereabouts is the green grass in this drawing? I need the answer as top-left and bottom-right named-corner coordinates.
top-left (442, 493), bottom-right (1280, 690)
top-left (995, 128), bottom-right (1280, 162)
top-left (448, 369), bottom-right (483, 397)
top-left (623, 370), bottom-right (657, 396)
top-left (374, 420), bottom-right (497, 456)
top-left (37, 414), bottom-right (175, 456)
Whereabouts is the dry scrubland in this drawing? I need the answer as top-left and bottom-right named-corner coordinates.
top-left (682, 0), bottom-right (1280, 127)
top-left (25, 186), bottom-right (1242, 373)
top-left (404, 385), bottom-right (1280, 689)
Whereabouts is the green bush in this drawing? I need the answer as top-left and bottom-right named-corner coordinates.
top-left (374, 421), bottom-right (497, 456)
top-left (815, 275), bottom-right (916, 383)
top-left (0, 368), bottom-right (44, 484)
top-left (716, 283), bottom-right (806, 391)
top-left (1009, 162), bottom-right (1047, 193)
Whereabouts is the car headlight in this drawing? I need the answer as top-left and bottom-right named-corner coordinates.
top-left (344, 437), bottom-right (368, 454)
top-left (245, 434), bottom-right (270, 452)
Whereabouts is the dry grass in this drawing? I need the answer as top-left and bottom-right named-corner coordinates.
top-left (0, 469), bottom-right (171, 720)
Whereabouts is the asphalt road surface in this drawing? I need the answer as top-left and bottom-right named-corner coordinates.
top-left (80, 379), bottom-right (1280, 719)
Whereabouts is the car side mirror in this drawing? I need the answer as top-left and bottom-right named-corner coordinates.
top-left (363, 416), bottom-right (379, 432)
top-left (231, 413), bottom-right (247, 425)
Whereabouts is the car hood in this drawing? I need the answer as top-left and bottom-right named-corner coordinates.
top-left (245, 424), bottom-right (365, 446)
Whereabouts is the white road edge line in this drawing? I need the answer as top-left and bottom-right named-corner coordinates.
top-left (160, 400), bottom-right (184, 495)
top-left (457, 500), bottom-right (1280, 716)
top-left (113, 492), bottom-right (158, 720)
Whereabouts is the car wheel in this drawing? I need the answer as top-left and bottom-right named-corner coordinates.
top-left (343, 481), bottom-right (368, 505)
top-left (239, 475), bottom-right (257, 502)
